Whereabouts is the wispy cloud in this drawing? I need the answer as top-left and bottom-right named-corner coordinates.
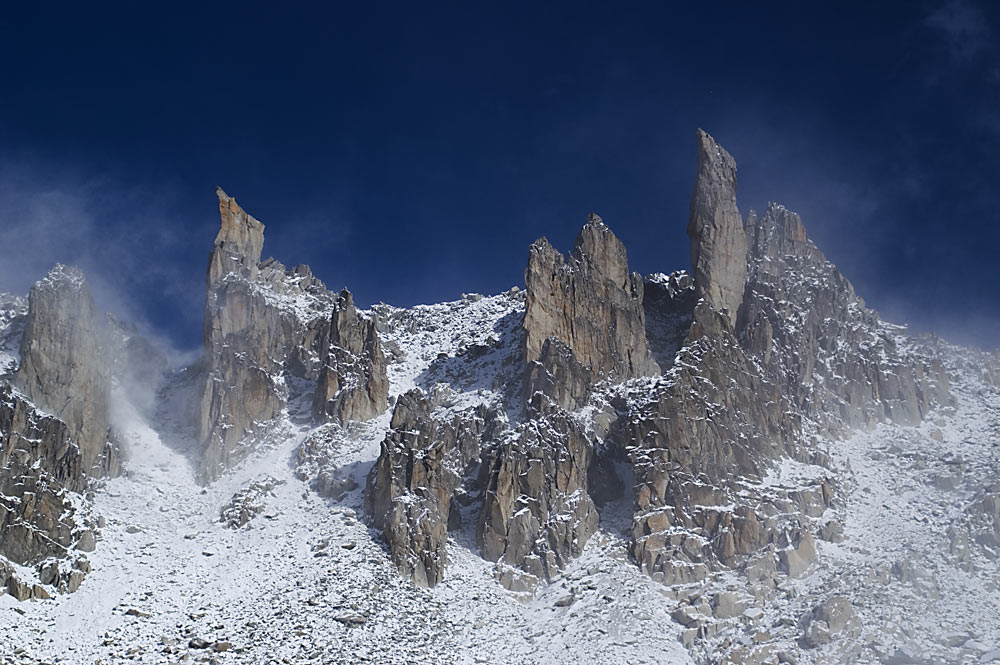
top-left (0, 157), bottom-right (208, 355)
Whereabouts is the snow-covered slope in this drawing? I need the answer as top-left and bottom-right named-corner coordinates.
top-left (0, 293), bottom-right (693, 665)
top-left (1, 284), bottom-right (998, 665)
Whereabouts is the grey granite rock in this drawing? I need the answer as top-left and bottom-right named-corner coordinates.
top-left (479, 411), bottom-right (599, 586)
top-left (366, 389), bottom-right (505, 587)
top-left (740, 202), bottom-right (951, 433)
top-left (687, 128), bottom-right (747, 320)
top-left (312, 289), bottom-right (388, 424)
top-left (523, 214), bottom-right (658, 405)
top-left (625, 303), bottom-right (799, 581)
top-left (0, 385), bottom-right (96, 596)
top-left (197, 189), bottom-right (387, 483)
top-left (15, 266), bottom-right (118, 475)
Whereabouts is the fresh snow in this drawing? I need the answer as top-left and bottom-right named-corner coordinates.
top-left (1, 287), bottom-right (998, 665)
top-left (0, 290), bottom-right (691, 665)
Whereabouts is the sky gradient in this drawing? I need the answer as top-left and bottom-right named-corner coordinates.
top-left (1, 1), bottom-right (997, 351)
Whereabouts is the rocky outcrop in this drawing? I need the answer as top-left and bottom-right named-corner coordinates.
top-left (620, 132), bottom-right (948, 592)
top-left (1, 385), bottom-right (82, 494)
top-left (739, 202), bottom-right (950, 433)
top-left (687, 128), bottom-right (747, 320)
top-left (197, 189), bottom-right (388, 483)
top-left (15, 266), bottom-right (117, 475)
top-left (523, 337), bottom-right (593, 413)
top-left (0, 267), bottom-right (118, 599)
top-left (219, 475), bottom-right (284, 528)
top-left (366, 389), bottom-right (504, 587)
top-left (523, 214), bottom-right (657, 408)
top-left (199, 190), bottom-right (295, 481)
top-left (0, 385), bottom-right (97, 596)
top-left (625, 303), bottom-right (801, 583)
top-left (479, 412), bottom-right (599, 589)
top-left (312, 289), bottom-right (388, 423)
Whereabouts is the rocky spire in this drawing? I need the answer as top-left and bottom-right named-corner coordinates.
top-left (197, 189), bottom-right (389, 483)
top-left (312, 289), bottom-right (389, 423)
top-left (687, 128), bottom-right (748, 320)
top-left (522, 213), bottom-right (657, 407)
top-left (197, 191), bottom-right (292, 483)
top-left (745, 202), bottom-right (821, 266)
top-left (739, 202), bottom-right (950, 431)
top-left (208, 187), bottom-right (265, 287)
top-left (15, 265), bottom-right (115, 474)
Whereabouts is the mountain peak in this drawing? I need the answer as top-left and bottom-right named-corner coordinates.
top-left (687, 129), bottom-right (747, 320)
top-left (209, 188), bottom-right (265, 285)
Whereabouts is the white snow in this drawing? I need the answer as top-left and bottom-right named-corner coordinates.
top-left (0, 289), bottom-right (692, 665)
top-left (2, 282), bottom-right (997, 665)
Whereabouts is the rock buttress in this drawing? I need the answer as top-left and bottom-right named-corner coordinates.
top-left (523, 214), bottom-right (657, 409)
top-left (687, 128), bottom-right (748, 321)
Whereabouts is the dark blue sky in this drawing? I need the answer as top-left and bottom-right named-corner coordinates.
top-left (1, 1), bottom-right (997, 351)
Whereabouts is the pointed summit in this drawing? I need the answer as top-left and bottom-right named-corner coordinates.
top-left (523, 215), bottom-right (657, 396)
top-left (687, 129), bottom-right (748, 319)
top-left (208, 187), bottom-right (265, 286)
top-left (572, 212), bottom-right (629, 287)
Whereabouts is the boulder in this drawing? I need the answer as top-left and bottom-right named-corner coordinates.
top-left (802, 595), bottom-right (858, 648)
top-left (779, 530), bottom-right (817, 578)
top-left (713, 591), bottom-right (747, 619)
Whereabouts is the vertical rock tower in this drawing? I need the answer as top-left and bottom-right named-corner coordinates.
top-left (197, 189), bottom-right (283, 481)
top-left (523, 214), bottom-right (657, 409)
top-left (687, 128), bottom-right (747, 320)
top-left (15, 265), bottom-right (116, 474)
top-left (197, 188), bottom-right (389, 483)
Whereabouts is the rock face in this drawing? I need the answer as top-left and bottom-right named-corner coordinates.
top-left (197, 188), bottom-right (388, 483)
top-left (625, 303), bottom-right (801, 584)
top-left (1, 268), bottom-right (118, 599)
top-left (479, 412), bottom-right (599, 588)
top-left (0, 385), bottom-right (97, 596)
top-left (0, 294), bottom-right (26, 379)
top-left (208, 187), bottom-right (266, 287)
top-left (687, 128), bottom-right (747, 320)
top-left (739, 202), bottom-right (950, 433)
top-left (523, 337), bottom-right (593, 413)
top-left (15, 266), bottom-right (117, 475)
top-left (312, 289), bottom-right (388, 423)
top-left (523, 214), bottom-right (657, 408)
top-left (1, 386), bottom-right (81, 557)
top-left (198, 189), bottom-right (292, 481)
top-left (365, 389), bottom-right (504, 587)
